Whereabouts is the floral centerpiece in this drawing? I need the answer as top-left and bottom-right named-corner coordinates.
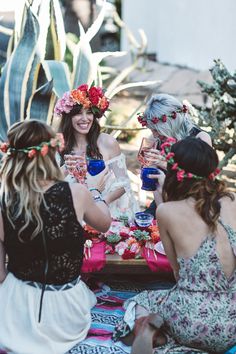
top-left (105, 221), bottom-right (160, 260)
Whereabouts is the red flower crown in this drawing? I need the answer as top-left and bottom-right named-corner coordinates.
top-left (54, 84), bottom-right (109, 118)
top-left (137, 105), bottom-right (188, 127)
top-left (0, 133), bottom-right (65, 159)
top-left (160, 138), bottom-right (220, 182)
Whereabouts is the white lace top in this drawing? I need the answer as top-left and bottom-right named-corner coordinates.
top-left (58, 153), bottom-right (139, 220)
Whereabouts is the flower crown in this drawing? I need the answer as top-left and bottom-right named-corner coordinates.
top-left (160, 137), bottom-right (220, 182)
top-left (0, 133), bottom-right (65, 159)
top-left (54, 84), bottom-right (110, 118)
top-left (137, 105), bottom-right (188, 127)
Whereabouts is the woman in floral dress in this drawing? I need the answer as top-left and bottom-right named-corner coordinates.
top-left (114, 137), bottom-right (236, 353)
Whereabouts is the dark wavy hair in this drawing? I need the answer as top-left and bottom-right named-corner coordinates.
top-left (162, 137), bottom-right (234, 231)
top-left (58, 104), bottom-right (102, 159)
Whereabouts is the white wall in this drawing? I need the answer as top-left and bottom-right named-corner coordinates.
top-left (121, 0), bottom-right (236, 71)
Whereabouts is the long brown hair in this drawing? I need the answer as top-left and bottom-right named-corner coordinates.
top-left (0, 120), bottom-right (64, 240)
top-left (59, 105), bottom-right (102, 159)
top-left (162, 137), bottom-right (234, 231)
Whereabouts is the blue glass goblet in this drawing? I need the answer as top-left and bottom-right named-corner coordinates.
top-left (87, 159), bottom-right (105, 176)
top-left (141, 167), bottom-right (160, 191)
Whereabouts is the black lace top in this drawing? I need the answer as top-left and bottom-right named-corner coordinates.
top-left (2, 182), bottom-right (85, 285)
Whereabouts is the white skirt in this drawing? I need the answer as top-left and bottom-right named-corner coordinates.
top-left (0, 272), bottom-right (97, 354)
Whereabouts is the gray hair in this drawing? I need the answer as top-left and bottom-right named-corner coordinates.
top-left (144, 93), bottom-right (195, 140)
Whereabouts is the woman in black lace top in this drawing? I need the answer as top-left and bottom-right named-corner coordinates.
top-left (0, 120), bottom-right (111, 354)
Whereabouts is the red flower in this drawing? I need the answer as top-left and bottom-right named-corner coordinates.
top-left (122, 249), bottom-right (136, 260)
top-left (0, 142), bottom-right (9, 153)
top-left (172, 111), bottom-right (177, 119)
top-left (88, 86), bottom-right (100, 105)
top-left (166, 152), bottom-right (175, 161)
top-left (129, 226), bottom-right (138, 232)
top-left (182, 105), bottom-right (188, 113)
top-left (28, 149), bottom-right (37, 158)
top-left (151, 117), bottom-right (159, 124)
top-left (120, 231), bottom-right (130, 239)
top-left (141, 121), bottom-right (147, 127)
top-left (162, 115), bottom-right (167, 122)
top-left (77, 84), bottom-right (88, 92)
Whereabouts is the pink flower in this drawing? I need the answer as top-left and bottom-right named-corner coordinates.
top-left (166, 152), bottom-right (175, 160)
top-left (40, 144), bottom-right (49, 156)
top-left (28, 149), bottom-right (37, 158)
top-left (0, 142), bottom-right (9, 153)
top-left (54, 92), bottom-right (75, 116)
top-left (176, 170), bottom-right (185, 182)
top-left (115, 241), bottom-right (128, 256)
top-left (171, 162), bottom-right (179, 170)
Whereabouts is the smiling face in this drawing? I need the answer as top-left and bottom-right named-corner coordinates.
top-left (71, 108), bottom-right (94, 135)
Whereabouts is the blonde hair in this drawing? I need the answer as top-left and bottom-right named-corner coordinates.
top-left (0, 120), bottom-right (64, 240)
top-left (144, 93), bottom-right (195, 140)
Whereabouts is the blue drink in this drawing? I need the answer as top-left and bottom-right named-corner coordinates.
top-left (141, 167), bottom-right (160, 191)
top-left (87, 159), bottom-right (105, 176)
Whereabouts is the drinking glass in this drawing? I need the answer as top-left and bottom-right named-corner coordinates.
top-left (64, 152), bottom-right (87, 183)
top-left (141, 167), bottom-right (160, 191)
top-left (137, 137), bottom-right (158, 166)
top-left (87, 159), bottom-right (105, 176)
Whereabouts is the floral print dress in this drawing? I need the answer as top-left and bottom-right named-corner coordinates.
top-left (113, 219), bottom-right (236, 353)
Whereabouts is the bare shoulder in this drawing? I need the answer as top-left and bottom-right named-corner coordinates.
top-left (156, 202), bottom-right (173, 221)
top-left (98, 132), bottom-right (121, 158)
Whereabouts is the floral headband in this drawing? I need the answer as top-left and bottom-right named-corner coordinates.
top-left (0, 133), bottom-right (65, 159)
top-left (54, 84), bottom-right (110, 118)
top-left (137, 105), bottom-right (188, 127)
top-left (160, 138), bottom-right (220, 182)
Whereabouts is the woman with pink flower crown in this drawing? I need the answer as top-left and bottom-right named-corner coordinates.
top-left (54, 84), bottom-right (138, 220)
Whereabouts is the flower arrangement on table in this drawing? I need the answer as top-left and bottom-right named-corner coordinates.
top-left (105, 222), bottom-right (160, 260)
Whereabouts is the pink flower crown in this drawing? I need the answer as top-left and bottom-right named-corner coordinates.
top-left (137, 105), bottom-right (188, 127)
top-left (0, 133), bottom-right (65, 159)
top-left (160, 138), bottom-right (220, 182)
top-left (54, 84), bottom-right (110, 118)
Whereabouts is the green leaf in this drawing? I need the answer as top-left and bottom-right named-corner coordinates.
top-left (42, 60), bottom-right (71, 97)
top-left (26, 80), bottom-right (55, 124)
top-left (0, 6), bottom-right (40, 138)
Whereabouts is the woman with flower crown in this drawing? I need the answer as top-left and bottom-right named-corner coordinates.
top-left (137, 93), bottom-right (212, 216)
top-left (54, 84), bottom-right (138, 220)
top-left (0, 120), bottom-right (111, 354)
top-left (113, 137), bottom-right (236, 353)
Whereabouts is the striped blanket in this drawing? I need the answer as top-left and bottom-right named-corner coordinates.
top-left (67, 276), bottom-right (174, 354)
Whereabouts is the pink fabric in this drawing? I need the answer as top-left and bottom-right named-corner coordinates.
top-left (142, 247), bottom-right (172, 273)
top-left (81, 241), bottom-right (106, 273)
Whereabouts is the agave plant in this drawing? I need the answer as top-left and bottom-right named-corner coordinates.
top-left (0, 0), bottom-right (157, 142)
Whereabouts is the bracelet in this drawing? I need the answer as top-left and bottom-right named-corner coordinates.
top-left (89, 188), bottom-right (101, 195)
top-left (93, 195), bottom-right (108, 206)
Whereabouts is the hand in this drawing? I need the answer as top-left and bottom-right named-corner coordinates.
top-left (86, 167), bottom-right (110, 193)
top-left (64, 154), bottom-right (86, 173)
top-left (144, 149), bottom-right (167, 170)
top-left (147, 169), bottom-right (165, 190)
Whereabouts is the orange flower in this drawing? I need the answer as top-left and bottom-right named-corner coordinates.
top-left (98, 96), bottom-right (109, 111)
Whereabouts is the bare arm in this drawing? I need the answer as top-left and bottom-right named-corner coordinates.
top-left (156, 205), bottom-right (179, 280)
top-left (70, 184), bottom-right (111, 233)
top-left (0, 211), bottom-right (7, 283)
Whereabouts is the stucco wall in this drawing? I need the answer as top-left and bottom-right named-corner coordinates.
top-left (121, 0), bottom-right (236, 71)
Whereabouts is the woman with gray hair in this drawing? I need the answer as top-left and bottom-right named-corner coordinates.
top-left (137, 93), bottom-right (212, 216)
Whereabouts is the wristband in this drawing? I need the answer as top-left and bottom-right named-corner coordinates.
top-left (89, 188), bottom-right (101, 194)
top-left (93, 195), bottom-right (108, 206)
